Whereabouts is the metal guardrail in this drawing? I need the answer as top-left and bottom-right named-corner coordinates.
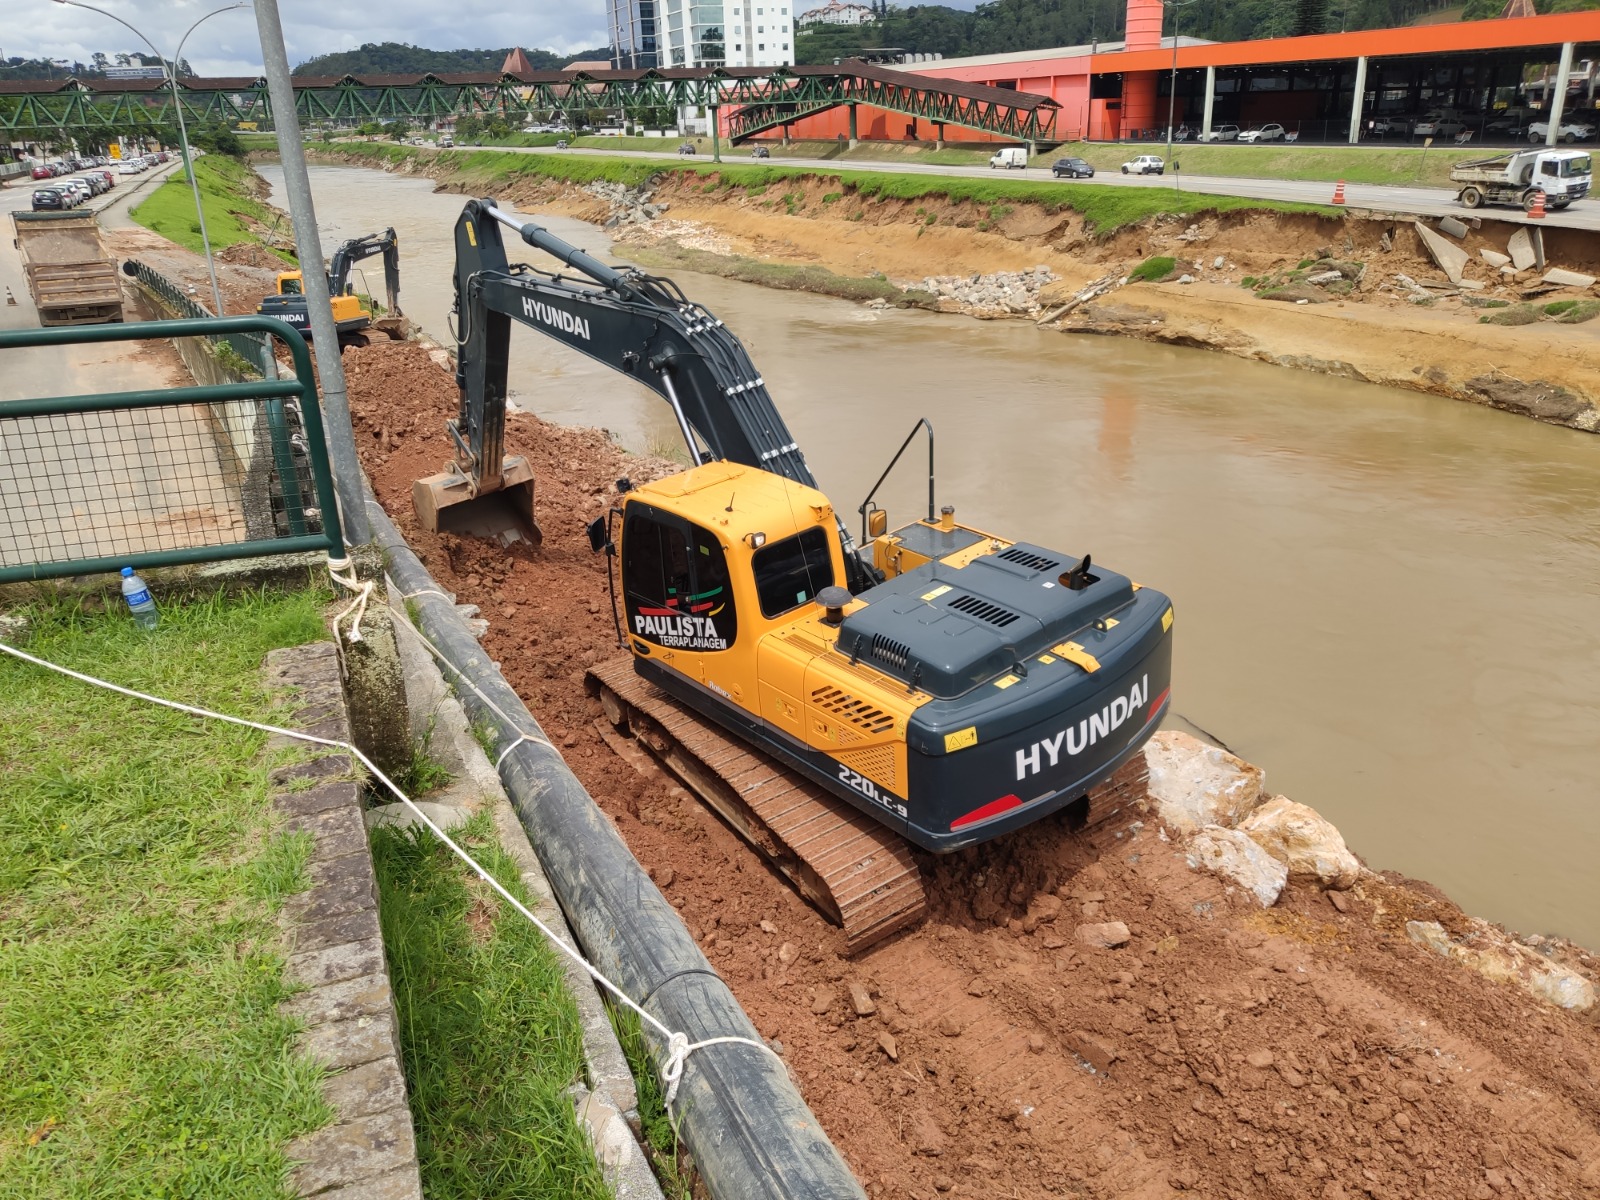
top-left (0, 316), bottom-right (344, 583)
top-left (126, 258), bottom-right (274, 372)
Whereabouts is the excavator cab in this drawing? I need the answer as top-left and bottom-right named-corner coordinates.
top-left (276, 272), bottom-right (304, 296)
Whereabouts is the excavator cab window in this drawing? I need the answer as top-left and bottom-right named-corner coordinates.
top-left (622, 506), bottom-right (737, 651)
top-left (279, 276), bottom-right (302, 295)
top-left (753, 526), bottom-right (835, 619)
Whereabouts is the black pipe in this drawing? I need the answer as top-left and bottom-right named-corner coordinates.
top-left (366, 494), bottom-right (866, 1200)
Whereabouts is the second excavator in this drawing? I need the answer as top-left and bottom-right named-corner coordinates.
top-left (258, 227), bottom-right (404, 350)
top-left (415, 199), bottom-right (1173, 951)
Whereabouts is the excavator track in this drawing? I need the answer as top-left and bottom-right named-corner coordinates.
top-left (587, 657), bottom-right (927, 954)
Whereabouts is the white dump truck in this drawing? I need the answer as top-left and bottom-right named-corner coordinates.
top-left (1450, 148), bottom-right (1591, 212)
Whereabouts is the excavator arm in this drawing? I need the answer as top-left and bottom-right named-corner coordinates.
top-left (446, 198), bottom-right (873, 586)
top-left (327, 227), bottom-right (401, 317)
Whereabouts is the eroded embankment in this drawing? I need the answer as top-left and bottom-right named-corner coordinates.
top-left (303, 146), bottom-right (1600, 433)
top-left (336, 333), bottom-right (1600, 1200)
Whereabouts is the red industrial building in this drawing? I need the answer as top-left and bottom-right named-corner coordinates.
top-left (764, 6), bottom-right (1600, 147)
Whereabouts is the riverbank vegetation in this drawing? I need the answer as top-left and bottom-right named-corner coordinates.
top-left (409, 131), bottom-right (1466, 188)
top-left (0, 588), bottom-right (334, 1197)
top-left (319, 142), bottom-right (1333, 235)
top-left (130, 154), bottom-right (294, 262)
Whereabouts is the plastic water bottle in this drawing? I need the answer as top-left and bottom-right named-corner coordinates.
top-left (120, 567), bottom-right (159, 630)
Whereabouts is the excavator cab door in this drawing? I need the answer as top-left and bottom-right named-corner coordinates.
top-left (620, 502), bottom-right (740, 691)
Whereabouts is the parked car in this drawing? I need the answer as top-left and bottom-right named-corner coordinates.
top-left (31, 165), bottom-right (53, 179)
top-left (1051, 156), bottom-right (1095, 178)
top-left (1370, 115), bottom-right (1411, 135)
top-left (1121, 154), bottom-right (1165, 175)
top-left (1202, 124), bottom-right (1240, 142)
top-left (677, 141), bottom-right (696, 155)
top-left (31, 188), bottom-right (67, 211)
top-left (58, 179), bottom-right (89, 205)
top-left (118, 161), bottom-right (141, 176)
top-left (98, 169), bottom-right (115, 187)
top-left (1529, 120), bottom-right (1595, 143)
top-left (1413, 113), bottom-right (1466, 138)
top-left (1237, 123), bottom-right (1286, 143)
top-left (554, 139), bottom-right (569, 149)
top-left (750, 145), bottom-right (770, 158)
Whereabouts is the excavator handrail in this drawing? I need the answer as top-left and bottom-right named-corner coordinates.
top-left (857, 417), bottom-right (936, 546)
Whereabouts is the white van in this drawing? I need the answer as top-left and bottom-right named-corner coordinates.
top-left (989, 147), bottom-right (1028, 169)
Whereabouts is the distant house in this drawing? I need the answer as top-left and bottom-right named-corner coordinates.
top-left (799, 2), bottom-right (873, 27)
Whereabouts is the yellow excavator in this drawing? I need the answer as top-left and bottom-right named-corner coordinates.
top-left (414, 200), bottom-right (1173, 950)
top-left (258, 227), bottom-right (403, 349)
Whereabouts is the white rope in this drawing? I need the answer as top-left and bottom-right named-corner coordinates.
top-left (0, 637), bottom-right (780, 1107)
top-left (325, 555), bottom-right (373, 645)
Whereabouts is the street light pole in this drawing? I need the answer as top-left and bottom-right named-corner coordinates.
top-left (1164, 0), bottom-right (1197, 185)
top-left (50, 0), bottom-right (247, 319)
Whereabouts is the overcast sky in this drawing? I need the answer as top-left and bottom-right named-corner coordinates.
top-left (11, 1), bottom-right (989, 75)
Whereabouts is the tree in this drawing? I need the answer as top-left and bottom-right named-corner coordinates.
top-left (384, 119), bottom-right (410, 141)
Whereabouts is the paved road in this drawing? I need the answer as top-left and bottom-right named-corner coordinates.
top-left (510, 142), bottom-right (1600, 232)
top-left (0, 157), bottom-right (247, 574)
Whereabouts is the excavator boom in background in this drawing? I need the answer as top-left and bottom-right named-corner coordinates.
top-left (258, 227), bottom-right (404, 350)
top-left (414, 198), bottom-right (1174, 951)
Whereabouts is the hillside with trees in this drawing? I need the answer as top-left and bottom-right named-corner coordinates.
top-left (291, 42), bottom-right (610, 76)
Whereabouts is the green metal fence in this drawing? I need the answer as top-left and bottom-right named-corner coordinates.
top-left (126, 259), bottom-right (275, 375)
top-left (0, 316), bottom-right (344, 583)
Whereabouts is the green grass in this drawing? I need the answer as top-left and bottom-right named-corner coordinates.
top-left (0, 587), bottom-right (335, 1198)
top-left (1552, 298), bottom-right (1600, 324)
top-left (410, 132), bottom-right (1471, 187)
top-left (321, 143), bottom-right (1337, 236)
top-left (1129, 255), bottom-right (1178, 283)
top-left (609, 1009), bottom-right (692, 1200)
top-left (1480, 303), bottom-right (1541, 325)
top-left (130, 155), bottom-right (294, 262)
top-left (371, 814), bottom-right (610, 1200)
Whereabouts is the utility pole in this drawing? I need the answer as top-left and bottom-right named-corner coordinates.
top-left (253, 0), bottom-right (371, 545)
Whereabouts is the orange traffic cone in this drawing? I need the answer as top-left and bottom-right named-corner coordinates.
top-left (1528, 188), bottom-right (1547, 220)
top-left (1331, 179), bottom-right (1347, 205)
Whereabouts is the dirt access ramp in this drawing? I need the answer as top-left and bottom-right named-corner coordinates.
top-left (344, 335), bottom-right (1600, 1200)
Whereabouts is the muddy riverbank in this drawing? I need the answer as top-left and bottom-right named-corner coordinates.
top-left (301, 146), bottom-right (1600, 433)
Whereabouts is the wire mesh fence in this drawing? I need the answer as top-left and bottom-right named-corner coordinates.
top-left (126, 259), bottom-right (275, 375)
top-left (0, 316), bottom-right (342, 584)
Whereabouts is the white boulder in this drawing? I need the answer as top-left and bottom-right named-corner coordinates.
top-left (1186, 825), bottom-right (1287, 908)
top-left (1144, 731), bottom-right (1266, 835)
top-left (1406, 921), bottom-right (1595, 1012)
top-left (1238, 796), bottom-right (1362, 889)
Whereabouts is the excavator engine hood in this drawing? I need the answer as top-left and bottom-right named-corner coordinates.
top-left (836, 542), bottom-right (1137, 699)
top-left (834, 543), bottom-right (1173, 850)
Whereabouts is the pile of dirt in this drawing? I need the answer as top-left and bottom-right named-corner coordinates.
top-left (215, 241), bottom-right (287, 270)
top-left (341, 336), bottom-right (1600, 1200)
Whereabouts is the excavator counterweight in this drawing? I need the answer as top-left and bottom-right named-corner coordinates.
top-left (416, 198), bottom-right (1175, 951)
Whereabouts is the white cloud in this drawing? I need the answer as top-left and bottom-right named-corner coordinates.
top-left (10, 0), bottom-right (610, 76)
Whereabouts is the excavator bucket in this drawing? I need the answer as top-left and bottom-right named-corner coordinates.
top-left (412, 454), bottom-right (541, 546)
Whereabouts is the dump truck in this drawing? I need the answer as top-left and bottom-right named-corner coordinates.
top-left (1450, 148), bottom-right (1591, 212)
top-left (10, 210), bottom-right (124, 326)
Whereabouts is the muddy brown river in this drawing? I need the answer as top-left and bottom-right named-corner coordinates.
top-left (263, 163), bottom-right (1600, 948)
